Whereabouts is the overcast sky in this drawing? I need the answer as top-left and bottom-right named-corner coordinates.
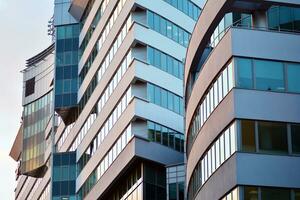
top-left (0, 1), bottom-right (53, 199)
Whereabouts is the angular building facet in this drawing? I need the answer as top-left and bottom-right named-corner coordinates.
top-left (10, 0), bottom-right (202, 199)
top-left (185, 1), bottom-right (300, 199)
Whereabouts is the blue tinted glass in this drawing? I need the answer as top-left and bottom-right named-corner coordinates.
top-left (154, 49), bottom-right (161, 67)
top-left (63, 94), bottom-right (71, 106)
top-left (161, 53), bottom-right (167, 71)
top-left (268, 7), bottom-right (279, 29)
top-left (287, 63), bottom-right (300, 93)
top-left (65, 38), bottom-right (73, 52)
top-left (160, 18), bottom-right (167, 35)
top-left (161, 89), bottom-right (168, 107)
top-left (148, 47), bottom-right (154, 65)
top-left (154, 86), bottom-right (161, 105)
top-left (148, 84), bottom-right (155, 103)
top-left (236, 58), bottom-right (253, 89)
top-left (294, 8), bottom-right (300, 31)
top-left (56, 67), bottom-right (64, 80)
top-left (154, 14), bottom-right (160, 32)
top-left (168, 92), bottom-right (174, 110)
top-left (63, 67), bottom-right (72, 79)
top-left (254, 60), bottom-right (284, 92)
top-left (280, 6), bottom-right (293, 30)
top-left (167, 57), bottom-right (173, 74)
top-left (56, 80), bottom-right (63, 94)
top-left (71, 79), bottom-right (78, 93)
top-left (174, 95), bottom-right (180, 114)
top-left (148, 11), bottom-right (154, 28)
top-left (63, 80), bottom-right (71, 93)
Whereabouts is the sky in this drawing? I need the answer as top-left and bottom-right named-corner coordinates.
top-left (0, 0), bottom-right (53, 199)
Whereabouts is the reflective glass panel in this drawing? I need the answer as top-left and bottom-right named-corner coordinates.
top-left (258, 121), bottom-right (288, 154)
top-left (254, 60), bottom-right (285, 92)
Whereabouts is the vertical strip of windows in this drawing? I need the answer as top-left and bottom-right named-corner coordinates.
top-left (78, 125), bottom-right (133, 199)
top-left (79, 0), bottom-right (130, 83)
top-left (78, 15), bottom-right (133, 113)
top-left (187, 61), bottom-right (234, 155)
top-left (77, 87), bottom-right (132, 171)
top-left (80, 0), bottom-right (112, 55)
top-left (188, 122), bottom-right (237, 200)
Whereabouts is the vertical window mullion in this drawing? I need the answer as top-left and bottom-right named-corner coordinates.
top-left (255, 121), bottom-right (259, 152)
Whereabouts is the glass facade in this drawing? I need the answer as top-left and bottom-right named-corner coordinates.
top-left (187, 61), bottom-right (234, 154)
top-left (188, 120), bottom-right (300, 200)
top-left (79, 0), bottom-right (111, 56)
top-left (188, 122), bottom-right (236, 200)
top-left (148, 121), bottom-right (184, 153)
top-left (79, 15), bottom-right (132, 113)
top-left (187, 57), bottom-right (300, 156)
top-left (162, 0), bottom-right (201, 21)
top-left (52, 152), bottom-right (76, 200)
top-left (102, 163), bottom-right (143, 200)
top-left (147, 83), bottom-right (184, 115)
top-left (147, 46), bottom-right (184, 80)
top-left (55, 24), bottom-right (80, 109)
top-left (70, 87), bottom-right (132, 152)
top-left (147, 11), bottom-right (191, 47)
top-left (143, 163), bottom-right (166, 200)
top-left (79, 0), bottom-right (130, 83)
top-left (268, 6), bottom-right (300, 32)
top-left (78, 125), bottom-right (133, 199)
top-left (167, 165), bottom-right (185, 200)
top-left (235, 58), bottom-right (300, 93)
top-left (22, 91), bottom-right (53, 175)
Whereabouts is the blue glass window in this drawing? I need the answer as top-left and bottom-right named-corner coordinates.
top-left (254, 60), bottom-right (284, 92)
top-left (236, 58), bottom-right (253, 89)
top-left (287, 63), bottom-right (300, 93)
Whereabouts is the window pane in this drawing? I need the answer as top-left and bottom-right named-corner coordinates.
top-left (279, 6), bottom-right (293, 31)
top-left (236, 58), bottom-right (253, 89)
top-left (268, 6), bottom-right (279, 30)
top-left (254, 60), bottom-right (285, 92)
top-left (291, 124), bottom-right (300, 153)
top-left (287, 63), bottom-right (300, 93)
top-left (148, 84), bottom-right (155, 103)
top-left (154, 86), bottom-right (161, 105)
top-left (261, 188), bottom-right (290, 200)
top-left (244, 186), bottom-right (258, 200)
top-left (258, 121), bottom-right (288, 154)
top-left (241, 120), bottom-right (256, 152)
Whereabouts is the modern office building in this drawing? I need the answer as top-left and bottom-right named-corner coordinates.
top-left (10, 43), bottom-right (55, 200)
top-left (10, 0), bottom-right (202, 199)
top-left (185, 1), bottom-right (300, 200)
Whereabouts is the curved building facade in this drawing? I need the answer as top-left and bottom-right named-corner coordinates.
top-left (185, 1), bottom-right (300, 200)
top-left (21, 44), bottom-right (55, 177)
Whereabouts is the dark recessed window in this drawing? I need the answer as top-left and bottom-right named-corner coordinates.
top-left (241, 120), bottom-right (256, 152)
top-left (244, 186), bottom-right (258, 200)
top-left (291, 124), bottom-right (300, 154)
top-left (261, 188), bottom-right (290, 200)
top-left (25, 77), bottom-right (35, 97)
top-left (258, 121), bottom-right (288, 154)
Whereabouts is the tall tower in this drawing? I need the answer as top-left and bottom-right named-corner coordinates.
top-left (10, 0), bottom-right (202, 199)
top-left (62, 0), bottom-right (201, 199)
top-left (185, 1), bottom-right (300, 199)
